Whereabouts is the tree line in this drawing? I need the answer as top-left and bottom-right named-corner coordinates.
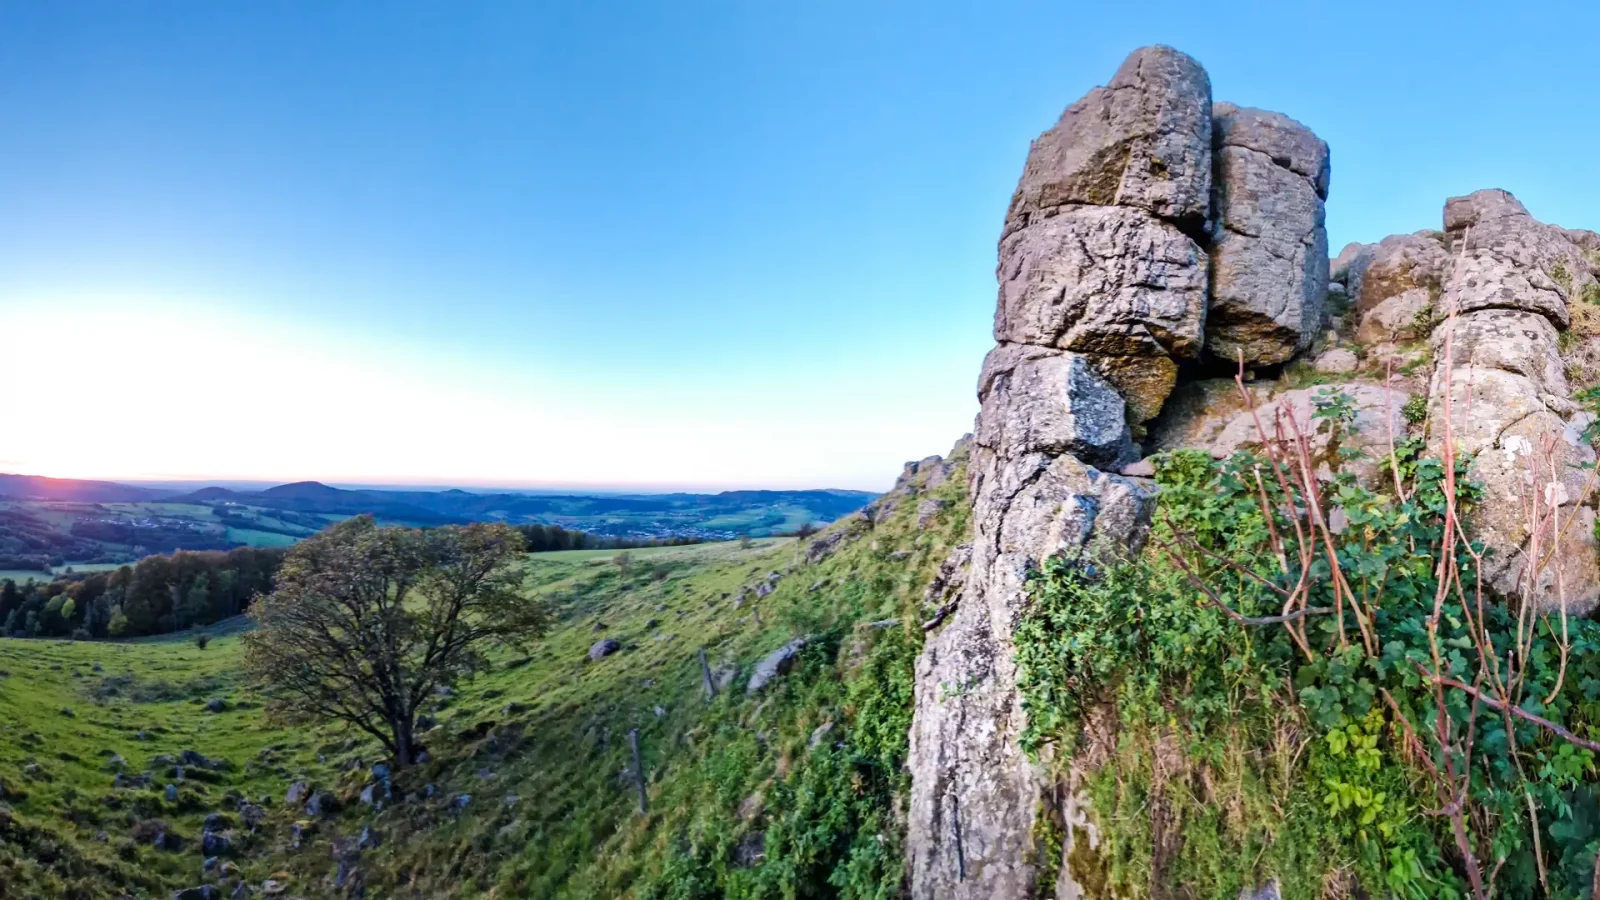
top-left (0, 546), bottom-right (285, 640)
top-left (514, 523), bottom-right (704, 553)
top-left (0, 522), bottom-right (704, 641)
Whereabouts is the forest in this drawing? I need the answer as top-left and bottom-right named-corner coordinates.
top-left (0, 546), bottom-right (284, 639)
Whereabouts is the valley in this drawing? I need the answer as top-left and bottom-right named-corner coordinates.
top-left (0, 453), bottom-right (967, 898)
top-left (0, 475), bottom-right (877, 577)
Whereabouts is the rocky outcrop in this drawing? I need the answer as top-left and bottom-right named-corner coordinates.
top-left (994, 45), bottom-right (1214, 427)
top-left (1206, 103), bottom-right (1330, 365)
top-left (1424, 189), bottom-right (1600, 612)
top-left (910, 45), bottom-right (1221, 899)
top-left (1002, 46), bottom-right (1211, 233)
top-left (909, 43), bottom-right (1600, 900)
top-left (1149, 381), bottom-right (1410, 486)
top-left (996, 206), bottom-right (1208, 422)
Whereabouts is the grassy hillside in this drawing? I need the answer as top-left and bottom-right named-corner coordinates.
top-left (0, 444), bottom-right (969, 899)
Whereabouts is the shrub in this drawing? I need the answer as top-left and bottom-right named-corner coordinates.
top-left (1401, 393), bottom-right (1428, 425)
top-left (1016, 401), bottom-right (1600, 897)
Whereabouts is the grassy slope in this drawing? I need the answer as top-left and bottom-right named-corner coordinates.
top-left (0, 445), bottom-right (969, 899)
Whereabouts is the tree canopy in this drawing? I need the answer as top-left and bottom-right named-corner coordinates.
top-left (241, 516), bottom-right (547, 765)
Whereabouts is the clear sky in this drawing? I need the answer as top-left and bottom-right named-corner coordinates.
top-left (2, 1), bottom-right (1596, 491)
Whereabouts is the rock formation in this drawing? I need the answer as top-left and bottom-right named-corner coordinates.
top-left (909, 44), bottom-right (1600, 900)
top-left (1423, 189), bottom-right (1600, 609)
top-left (1206, 103), bottom-right (1330, 366)
top-left (911, 45), bottom-right (1217, 899)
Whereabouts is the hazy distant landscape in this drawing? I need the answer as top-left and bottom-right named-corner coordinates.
top-left (0, 472), bottom-right (875, 577)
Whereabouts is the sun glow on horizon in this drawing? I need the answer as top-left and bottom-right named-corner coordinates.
top-left (0, 298), bottom-right (923, 491)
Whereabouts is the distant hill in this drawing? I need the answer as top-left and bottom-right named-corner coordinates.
top-left (0, 473), bottom-right (877, 576)
top-left (0, 473), bottom-right (166, 503)
top-left (172, 480), bottom-right (877, 535)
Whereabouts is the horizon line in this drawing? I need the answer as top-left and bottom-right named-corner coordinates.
top-left (0, 468), bottom-right (885, 497)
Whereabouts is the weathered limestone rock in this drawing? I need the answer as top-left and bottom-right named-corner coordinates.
top-left (1149, 381), bottom-right (1409, 486)
top-left (1355, 287), bottom-right (1431, 346)
top-left (1423, 189), bottom-right (1600, 613)
top-left (912, 49), bottom-right (1183, 885)
top-left (746, 637), bottom-right (810, 694)
top-left (1313, 348), bottom-right (1358, 374)
top-left (975, 345), bottom-right (1135, 470)
top-left (908, 450), bottom-right (1152, 898)
top-left (1206, 103), bottom-right (1330, 366)
top-left (1003, 45), bottom-right (1212, 235)
top-left (994, 46), bottom-right (1214, 425)
top-left (994, 205), bottom-right (1208, 421)
top-left (1441, 189), bottom-right (1584, 327)
top-left (1356, 233), bottom-right (1449, 317)
top-left (1429, 309), bottom-right (1567, 398)
top-left (1331, 241), bottom-right (1375, 299)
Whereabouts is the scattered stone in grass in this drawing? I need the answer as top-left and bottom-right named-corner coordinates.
top-left (587, 638), bottom-right (621, 661)
top-left (746, 637), bottom-right (812, 694)
top-left (165, 784), bottom-right (178, 802)
top-left (283, 780), bottom-right (309, 806)
top-left (304, 790), bottom-right (330, 818)
top-left (808, 722), bottom-right (835, 749)
top-left (201, 830), bottom-right (231, 856)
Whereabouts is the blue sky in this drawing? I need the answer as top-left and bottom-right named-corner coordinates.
top-left (2, 0), bottom-right (1596, 490)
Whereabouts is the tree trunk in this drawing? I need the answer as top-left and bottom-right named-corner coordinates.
top-left (393, 719), bottom-right (415, 766)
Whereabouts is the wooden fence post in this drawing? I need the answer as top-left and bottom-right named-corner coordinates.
top-left (628, 728), bottom-right (647, 815)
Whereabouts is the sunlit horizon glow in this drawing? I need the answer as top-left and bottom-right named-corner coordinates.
top-left (0, 299), bottom-right (962, 492)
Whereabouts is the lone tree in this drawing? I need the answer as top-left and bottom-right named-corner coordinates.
top-left (241, 516), bottom-right (547, 765)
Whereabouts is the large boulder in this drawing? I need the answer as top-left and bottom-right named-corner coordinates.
top-left (1440, 189), bottom-right (1590, 327)
top-left (1331, 241), bottom-right (1375, 299)
top-left (975, 345), bottom-right (1135, 469)
top-left (1002, 45), bottom-right (1212, 234)
top-left (1355, 233), bottom-right (1449, 318)
top-left (1205, 103), bottom-right (1330, 366)
top-left (745, 637), bottom-right (811, 694)
top-left (1149, 381), bottom-right (1410, 486)
top-left (1429, 309), bottom-right (1567, 399)
top-left (994, 205), bottom-right (1207, 421)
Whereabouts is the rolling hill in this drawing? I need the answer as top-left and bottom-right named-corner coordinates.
top-left (0, 445), bottom-right (967, 898)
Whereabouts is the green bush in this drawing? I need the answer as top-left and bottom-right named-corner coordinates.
top-left (1016, 439), bottom-right (1600, 899)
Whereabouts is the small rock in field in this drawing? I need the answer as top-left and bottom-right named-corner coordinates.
top-left (587, 638), bottom-right (621, 661)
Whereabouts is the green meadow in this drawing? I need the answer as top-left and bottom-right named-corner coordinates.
top-left (0, 447), bottom-right (968, 899)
